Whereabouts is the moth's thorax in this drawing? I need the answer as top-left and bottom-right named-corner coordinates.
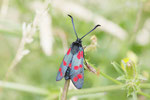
top-left (71, 39), bottom-right (82, 55)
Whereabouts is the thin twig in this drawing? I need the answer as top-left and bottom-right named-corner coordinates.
top-left (0, 80), bottom-right (150, 98)
top-left (133, 3), bottom-right (143, 33)
top-left (129, 2), bottom-right (143, 44)
top-left (0, 35), bottom-right (27, 92)
top-left (68, 85), bottom-right (124, 97)
top-left (0, 80), bottom-right (49, 95)
top-left (4, 37), bottom-right (26, 80)
top-left (100, 71), bottom-right (123, 85)
top-left (61, 80), bottom-right (70, 100)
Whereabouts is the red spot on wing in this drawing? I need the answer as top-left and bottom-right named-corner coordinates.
top-left (60, 72), bottom-right (63, 76)
top-left (77, 51), bottom-right (81, 59)
top-left (59, 68), bottom-right (62, 72)
top-left (69, 63), bottom-right (72, 68)
top-left (79, 64), bottom-right (83, 68)
top-left (63, 60), bottom-right (67, 66)
top-left (74, 66), bottom-right (79, 70)
top-left (73, 77), bottom-right (78, 82)
top-left (80, 51), bottom-right (83, 58)
top-left (77, 74), bottom-right (83, 79)
top-left (67, 48), bottom-right (71, 55)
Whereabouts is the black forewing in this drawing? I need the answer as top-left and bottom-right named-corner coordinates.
top-left (70, 46), bottom-right (84, 89)
top-left (56, 48), bottom-right (73, 81)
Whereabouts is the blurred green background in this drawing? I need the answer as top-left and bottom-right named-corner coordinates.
top-left (0, 0), bottom-right (150, 100)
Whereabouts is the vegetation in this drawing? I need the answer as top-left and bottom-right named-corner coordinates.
top-left (0, 0), bottom-right (150, 100)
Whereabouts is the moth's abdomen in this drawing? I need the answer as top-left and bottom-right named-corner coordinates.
top-left (65, 67), bottom-right (71, 80)
top-left (64, 58), bottom-right (73, 80)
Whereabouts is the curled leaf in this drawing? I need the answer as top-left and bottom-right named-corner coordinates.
top-left (111, 61), bottom-right (124, 75)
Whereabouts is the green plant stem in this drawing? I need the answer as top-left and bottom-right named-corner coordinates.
top-left (0, 80), bottom-right (123, 96)
top-left (140, 83), bottom-right (150, 89)
top-left (0, 29), bottom-right (21, 37)
top-left (132, 92), bottom-right (137, 100)
top-left (68, 85), bottom-right (124, 97)
top-left (129, 1), bottom-right (143, 45)
top-left (0, 80), bottom-right (49, 95)
top-left (138, 91), bottom-right (150, 98)
top-left (1, 80), bottom-right (150, 98)
top-left (98, 72), bottom-right (150, 99)
top-left (73, 93), bottom-right (105, 99)
top-left (0, 29), bottom-right (38, 39)
top-left (100, 71), bottom-right (123, 85)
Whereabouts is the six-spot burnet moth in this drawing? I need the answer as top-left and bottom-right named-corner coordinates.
top-left (56, 14), bottom-right (100, 89)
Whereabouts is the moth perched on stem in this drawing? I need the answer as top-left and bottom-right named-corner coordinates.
top-left (56, 14), bottom-right (100, 89)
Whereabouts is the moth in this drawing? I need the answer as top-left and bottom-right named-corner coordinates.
top-left (56, 14), bottom-right (100, 89)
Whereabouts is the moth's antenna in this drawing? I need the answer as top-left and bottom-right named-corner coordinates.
top-left (68, 14), bottom-right (78, 39)
top-left (80, 25), bottom-right (101, 40)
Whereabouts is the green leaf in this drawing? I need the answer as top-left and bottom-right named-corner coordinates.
top-left (111, 61), bottom-right (124, 75)
top-left (116, 75), bottom-right (126, 80)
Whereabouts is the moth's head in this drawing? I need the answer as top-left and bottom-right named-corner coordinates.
top-left (76, 38), bottom-right (82, 44)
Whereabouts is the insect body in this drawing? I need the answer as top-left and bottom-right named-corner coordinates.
top-left (56, 15), bottom-right (100, 89)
